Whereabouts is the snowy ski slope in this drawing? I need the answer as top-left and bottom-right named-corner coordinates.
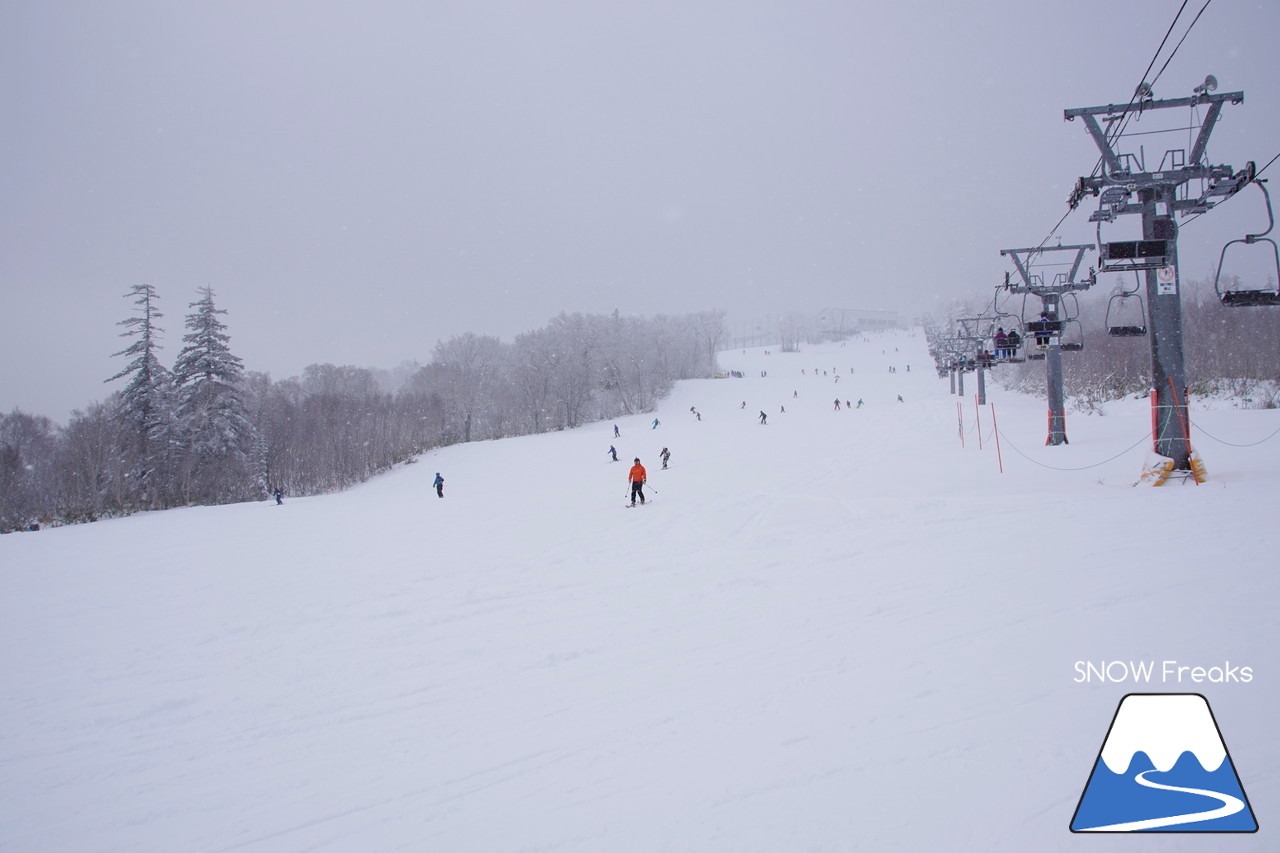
top-left (2, 329), bottom-right (1277, 852)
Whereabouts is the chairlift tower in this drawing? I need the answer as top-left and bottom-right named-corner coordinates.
top-left (1064, 80), bottom-right (1254, 471)
top-left (939, 339), bottom-right (962, 395)
top-left (999, 244), bottom-right (1095, 445)
top-left (940, 339), bottom-right (970, 396)
top-left (956, 316), bottom-right (996, 405)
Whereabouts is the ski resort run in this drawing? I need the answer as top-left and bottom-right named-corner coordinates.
top-left (2, 329), bottom-right (1277, 852)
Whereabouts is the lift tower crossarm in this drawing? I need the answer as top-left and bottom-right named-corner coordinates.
top-left (1064, 92), bottom-right (1247, 211)
top-left (1063, 90), bottom-right (1242, 119)
top-left (1000, 244), bottom-right (1094, 294)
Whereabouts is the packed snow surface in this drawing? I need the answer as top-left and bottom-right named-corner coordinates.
top-left (3, 330), bottom-right (1277, 851)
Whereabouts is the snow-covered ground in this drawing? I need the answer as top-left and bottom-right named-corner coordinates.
top-left (2, 329), bottom-right (1276, 852)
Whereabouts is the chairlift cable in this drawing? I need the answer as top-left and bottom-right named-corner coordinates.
top-left (1148, 0), bottom-right (1213, 91)
top-left (994, 427), bottom-right (1152, 471)
top-left (1190, 418), bottom-right (1280, 448)
top-left (1040, 3), bottom-right (1197, 277)
top-left (1255, 150), bottom-right (1280, 180)
top-left (1050, 3), bottom-right (1189, 244)
top-left (1030, 207), bottom-right (1077, 257)
top-left (1131, 0), bottom-right (1187, 109)
top-left (1093, 0), bottom-right (1192, 174)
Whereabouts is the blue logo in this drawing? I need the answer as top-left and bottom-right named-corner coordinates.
top-left (1071, 693), bottom-right (1258, 832)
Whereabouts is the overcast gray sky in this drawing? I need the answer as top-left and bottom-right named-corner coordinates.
top-left (3, 0), bottom-right (1278, 420)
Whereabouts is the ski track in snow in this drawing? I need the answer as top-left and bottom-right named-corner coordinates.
top-left (2, 330), bottom-right (1277, 852)
top-left (1077, 769), bottom-right (1246, 831)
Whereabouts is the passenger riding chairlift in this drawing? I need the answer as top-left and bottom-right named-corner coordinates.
top-left (1215, 178), bottom-right (1280, 307)
top-left (992, 300), bottom-right (1026, 363)
top-left (1106, 273), bottom-right (1148, 336)
top-left (1022, 293), bottom-right (1064, 349)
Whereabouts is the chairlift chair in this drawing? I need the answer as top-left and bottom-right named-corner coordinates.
top-left (1025, 318), bottom-right (1063, 348)
top-left (1215, 179), bottom-right (1280, 307)
top-left (1059, 318), bottom-right (1085, 352)
top-left (1019, 293), bottom-right (1060, 349)
top-left (991, 308), bottom-right (1026, 363)
top-left (1052, 293), bottom-right (1084, 351)
top-left (1106, 275), bottom-right (1148, 336)
top-left (1106, 295), bottom-right (1148, 336)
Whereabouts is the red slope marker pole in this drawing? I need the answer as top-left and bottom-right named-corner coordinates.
top-left (991, 404), bottom-right (1004, 474)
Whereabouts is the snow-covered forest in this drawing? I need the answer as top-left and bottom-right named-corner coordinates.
top-left (5, 278), bottom-right (1280, 533)
top-left (0, 287), bottom-right (725, 532)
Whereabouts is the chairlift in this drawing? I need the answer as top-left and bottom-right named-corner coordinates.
top-left (1058, 294), bottom-right (1084, 351)
top-left (991, 305), bottom-right (1026, 363)
top-left (1020, 294), bottom-right (1061, 349)
top-left (1024, 317), bottom-right (1063, 348)
top-left (1215, 179), bottom-right (1280, 307)
top-left (1059, 318), bottom-right (1085, 352)
top-left (1106, 273), bottom-right (1148, 336)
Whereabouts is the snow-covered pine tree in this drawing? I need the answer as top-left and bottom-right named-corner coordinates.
top-left (105, 283), bottom-right (172, 508)
top-left (172, 287), bottom-right (255, 503)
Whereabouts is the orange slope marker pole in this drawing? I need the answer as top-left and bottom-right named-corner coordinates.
top-left (991, 404), bottom-right (1004, 474)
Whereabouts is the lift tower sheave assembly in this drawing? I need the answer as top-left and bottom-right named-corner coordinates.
top-left (1064, 83), bottom-right (1254, 472)
top-left (999, 243), bottom-right (1094, 446)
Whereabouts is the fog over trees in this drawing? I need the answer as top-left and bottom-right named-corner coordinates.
top-left (5, 274), bottom-right (1277, 534)
top-left (0, 289), bottom-right (724, 532)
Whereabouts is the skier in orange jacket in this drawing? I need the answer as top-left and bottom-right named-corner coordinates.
top-left (628, 458), bottom-right (647, 506)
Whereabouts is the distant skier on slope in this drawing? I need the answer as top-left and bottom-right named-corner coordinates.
top-left (660, 447), bottom-right (671, 469)
top-left (608, 445), bottom-right (619, 462)
top-left (651, 418), bottom-right (660, 430)
top-left (759, 410), bottom-right (768, 425)
top-left (433, 472), bottom-right (444, 498)
top-left (628, 458), bottom-right (647, 506)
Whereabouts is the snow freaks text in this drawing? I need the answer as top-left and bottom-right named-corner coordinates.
top-left (1073, 661), bottom-right (1253, 684)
